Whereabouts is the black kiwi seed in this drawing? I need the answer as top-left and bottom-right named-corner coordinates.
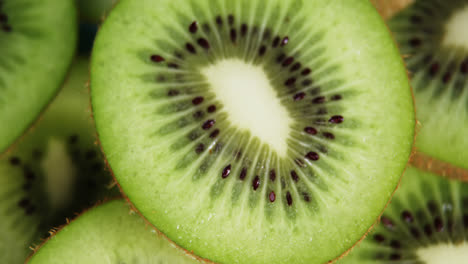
top-left (312, 96), bottom-right (326, 104)
top-left (373, 234), bottom-right (385, 243)
top-left (197, 38), bottom-right (210, 50)
top-left (434, 217), bottom-right (444, 232)
top-left (329, 115), bottom-right (344, 124)
top-left (301, 68), bottom-right (311, 76)
top-left (290, 63), bottom-right (301, 72)
top-left (460, 58), bottom-right (468, 74)
top-left (281, 37), bottom-right (289, 46)
top-left (269, 191), bottom-right (276, 202)
top-left (209, 129), bottom-right (220, 138)
top-left (202, 120), bottom-right (215, 130)
top-left (150, 55), bottom-right (165, 63)
top-left (252, 176), bottom-right (260, 190)
top-left (282, 57), bottom-right (294, 67)
top-left (272, 36), bottom-right (280, 47)
top-left (239, 168), bottom-right (247, 180)
top-left (258, 45), bottom-right (267, 56)
top-left (69, 134), bottom-right (79, 144)
top-left (381, 216), bottom-right (394, 229)
top-left (290, 170), bottom-right (299, 182)
top-left (323, 132), bottom-right (335, 140)
top-left (304, 127), bottom-right (317, 135)
top-left (305, 152), bottom-right (319, 161)
top-left (293, 92), bottom-right (306, 101)
top-left (228, 14), bottom-right (234, 25)
top-left (207, 105), bottom-right (216, 113)
top-left (401, 210), bottom-right (414, 223)
top-left (195, 144), bottom-right (204, 154)
top-left (9, 156), bottom-right (21, 166)
top-left (331, 94), bottom-right (342, 101)
top-left (215, 16), bottom-right (222, 26)
top-left (389, 253), bottom-right (401, 261)
top-left (189, 21), bottom-right (198, 33)
top-left (168, 89), bottom-right (179, 96)
top-left (229, 29), bottom-right (237, 43)
top-left (284, 77), bottom-right (296, 86)
top-left (276, 53), bottom-right (286, 63)
top-left (286, 192), bottom-right (293, 206)
top-left (240, 24), bottom-right (247, 37)
top-left (18, 198), bottom-right (30, 208)
top-left (186, 43), bottom-right (196, 54)
top-left (192, 96), bottom-right (204, 105)
top-left (269, 170), bottom-right (276, 182)
top-left (221, 164), bottom-right (231, 179)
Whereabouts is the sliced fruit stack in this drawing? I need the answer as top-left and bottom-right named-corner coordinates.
top-left (7, 0), bottom-right (468, 264)
top-left (338, 0), bottom-right (468, 263)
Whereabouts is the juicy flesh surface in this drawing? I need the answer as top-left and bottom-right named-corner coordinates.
top-left (0, 58), bottom-right (115, 264)
top-left (338, 167), bottom-right (468, 264)
top-left (28, 200), bottom-right (199, 264)
top-left (389, 0), bottom-right (468, 169)
top-left (91, 0), bottom-right (414, 263)
top-left (202, 59), bottom-right (292, 157)
top-left (0, 0), bottom-right (77, 154)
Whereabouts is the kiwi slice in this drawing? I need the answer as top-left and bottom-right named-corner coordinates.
top-left (0, 0), bottom-right (77, 153)
top-left (388, 0), bottom-right (468, 170)
top-left (91, 0), bottom-right (415, 263)
top-left (27, 199), bottom-right (201, 264)
top-left (338, 166), bottom-right (468, 263)
top-left (0, 57), bottom-right (117, 263)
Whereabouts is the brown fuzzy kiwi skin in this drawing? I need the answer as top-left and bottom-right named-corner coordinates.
top-left (24, 196), bottom-right (210, 264)
top-left (370, 0), bottom-right (414, 19)
top-left (410, 152), bottom-right (468, 182)
top-left (25, 196), bottom-right (119, 263)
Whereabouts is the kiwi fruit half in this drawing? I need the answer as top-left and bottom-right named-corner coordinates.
top-left (91, 0), bottom-right (415, 263)
top-left (0, 0), bottom-right (77, 153)
top-left (0, 57), bottom-right (117, 263)
top-left (27, 199), bottom-right (201, 264)
top-left (338, 166), bottom-right (468, 263)
top-left (389, 0), bottom-right (468, 169)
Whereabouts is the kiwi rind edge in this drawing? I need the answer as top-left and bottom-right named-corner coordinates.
top-left (25, 197), bottom-right (210, 264)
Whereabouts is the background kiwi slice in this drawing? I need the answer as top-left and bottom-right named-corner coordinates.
top-left (0, 57), bottom-right (118, 263)
top-left (91, 0), bottom-right (415, 263)
top-left (389, 0), bottom-right (468, 170)
top-left (0, 0), bottom-right (77, 153)
top-left (338, 166), bottom-right (468, 263)
top-left (28, 199), bottom-right (201, 264)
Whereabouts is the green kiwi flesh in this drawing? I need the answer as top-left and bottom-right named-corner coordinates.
top-left (0, 0), bottom-right (77, 154)
top-left (0, 57), bottom-right (117, 263)
top-left (338, 166), bottom-right (468, 263)
top-left (389, 0), bottom-right (468, 169)
top-left (28, 199), bottom-right (201, 264)
top-left (91, 0), bottom-right (415, 263)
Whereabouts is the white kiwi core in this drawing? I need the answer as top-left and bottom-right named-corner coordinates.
top-left (417, 243), bottom-right (468, 264)
top-left (202, 59), bottom-right (292, 157)
top-left (443, 6), bottom-right (468, 48)
top-left (41, 139), bottom-right (77, 210)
